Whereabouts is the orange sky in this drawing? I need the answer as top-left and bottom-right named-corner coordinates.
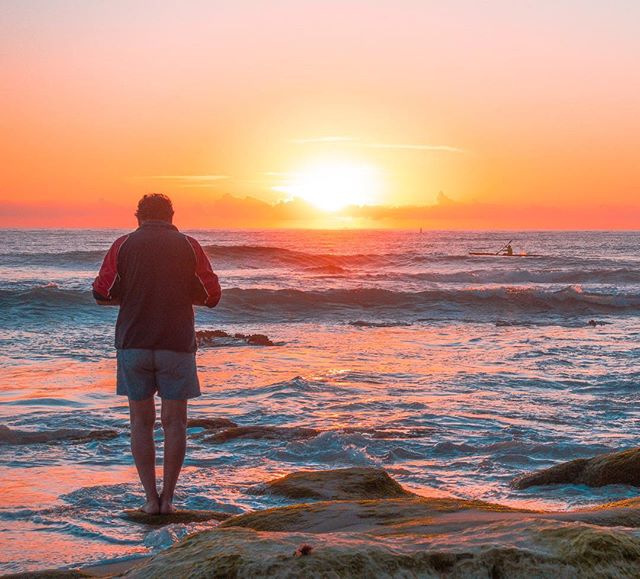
top-left (1, 0), bottom-right (639, 229)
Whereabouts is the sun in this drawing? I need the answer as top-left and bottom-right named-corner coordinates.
top-left (275, 161), bottom-right (381, 211)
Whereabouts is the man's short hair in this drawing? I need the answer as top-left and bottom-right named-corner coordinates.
top-left (135, 193), bottom-right (174, 222)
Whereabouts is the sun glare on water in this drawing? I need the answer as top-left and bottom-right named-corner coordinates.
top-left (276, 161), bottom-right (381, 211)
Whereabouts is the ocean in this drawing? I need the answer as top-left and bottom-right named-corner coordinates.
top-left (1, 229), bottom-right (639, 573)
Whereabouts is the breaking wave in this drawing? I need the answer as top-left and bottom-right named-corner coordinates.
top-left (4, 244), bottom-right (640, 287)
top-left (2, 285), bottom-right (639, 320)
top-left (218, 285), bottom-right (640, 318)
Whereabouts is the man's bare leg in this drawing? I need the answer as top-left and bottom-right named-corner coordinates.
top-left (129, 397), bottom-right (160, 514)
top-left (159, 399), bottom-right (187, 514)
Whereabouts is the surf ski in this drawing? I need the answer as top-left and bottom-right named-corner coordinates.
top-left (468, 252), bottom-right (543, 257)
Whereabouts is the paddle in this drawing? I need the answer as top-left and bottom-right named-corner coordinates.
top-left (495, 240), bottom-right (513, 255)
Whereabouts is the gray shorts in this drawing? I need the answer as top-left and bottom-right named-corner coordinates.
top-left (116, 349), bottom-right (201, 401)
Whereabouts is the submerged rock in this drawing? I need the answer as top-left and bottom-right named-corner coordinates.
top-left (512, 447), bottom-right (640, 489)
top-left (587, 319), bottom-right (610, 326)
top-left (122, 509), bottom-right (231, 527)
top-left (339, 426), bottom-right (435, 439)
top-left (250, 467), bottom-right (416, 501)
top-left (192, 421), bottom-right (433, 443)
top-left (349, 320), bottom-right (412, 328)
top-left (202, 425), bottom-right (320, 443)
top-left (186, 417), bottom-right (237, 430)
top-left (0, 425), bottom-right (118, 445)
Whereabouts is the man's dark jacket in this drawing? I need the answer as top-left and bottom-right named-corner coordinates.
top-left (92, 220), bottom-right (221, 352)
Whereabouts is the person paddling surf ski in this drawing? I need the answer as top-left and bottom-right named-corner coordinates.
top-left (504, 244), bottom-right (513, 256)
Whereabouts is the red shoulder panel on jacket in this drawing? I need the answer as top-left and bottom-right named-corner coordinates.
top-left (186, 236), bottom-right (222, 308)
top-left (92, 235), bottom-right (129, 300)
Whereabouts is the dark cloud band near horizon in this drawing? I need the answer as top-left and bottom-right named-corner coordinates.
top-left (1, 195), bottom-right (638, 229)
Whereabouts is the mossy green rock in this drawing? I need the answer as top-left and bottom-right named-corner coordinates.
top-left (122, 501), bottom-right (640, 578)
top-left (512, 447), bottom-right (640, 489)
top-left (220, 495), bottom-right (533, 534)
top-left (22, 468), bottom-right (640, 578)
top-left (118, 468), bottom-right (640, 578)
top-left (251, 466), bottom-right (416, 500)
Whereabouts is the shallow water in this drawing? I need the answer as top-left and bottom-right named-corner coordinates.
top-left (1, 229), bottom-right (639, 573)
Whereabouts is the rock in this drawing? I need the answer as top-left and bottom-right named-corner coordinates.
top-left (559, 497), bottom-right (640, 528)
top-left (120, 483), bottom-right (640, 578)
top-left (0, 425), bottom-right (119, 445)
top-left (512, 447), bottom-right (640, 489)
top-left (196, 329), bottom-right (231, 339)
top-left (196, 329), bottom-right (279, 347)
top-left (202, 425), bottom-right (320, 443)
top-left (294, 543), bottom-right (314, 557)
top-left (339, 426), bottom-right (434, 439)
top-left (3, 571), bottom-right (89, 578)
top-left (221, 495), bottom-right (532, 533)
top-left (187, 417), bottom-right (237, 430)
top-left (249, 467), bottom-right (417, 501)
top-left (239, 333), bottom-right (275, 346)
top-left (348, 320), bottom-right (412, 328)
top-left (18, 468), bottom-right (640, 578)
top-left (122, 509), bottom-right (231, 527)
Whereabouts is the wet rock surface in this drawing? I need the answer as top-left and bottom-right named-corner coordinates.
top-left (512, 447), bottom-right (640, 489)
top-left (201, 425), bottom-right (321, 444)
top-left (186, 417), bottom-right (237, 430)
top-left (5, 571), bottom-right (90, 578)
top-left (249, 466), bottom-right (416, 501)
top-left (0, 424), bottom-right (119, 445)
top-left (14, 467), bottom-right (640, 578)
top-left (196, 329), bottom-right (279, 347)
top-left (122, 509), bottom-right (231, 527)
top-left (118, 468), bottom-right (640, 578)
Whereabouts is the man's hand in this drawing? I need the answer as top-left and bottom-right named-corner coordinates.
top-left (96, 298), bottom-right (121, 306)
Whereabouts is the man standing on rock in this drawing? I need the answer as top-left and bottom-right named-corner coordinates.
top-left (93, 194), bottom-right (221, 514)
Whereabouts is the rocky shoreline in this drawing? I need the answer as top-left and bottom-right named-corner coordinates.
top-left (7, 450), bottom-right (640, 578)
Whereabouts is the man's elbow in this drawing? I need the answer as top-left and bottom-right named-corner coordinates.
top-left (205, 287), bottom-right (222, 308)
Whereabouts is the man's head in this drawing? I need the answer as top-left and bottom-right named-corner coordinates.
top-left (135, 193), bottom-right (174, 224)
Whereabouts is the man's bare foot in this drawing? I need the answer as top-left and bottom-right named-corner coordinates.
top-left (159, 494), bottom-right (176, 515)
top-left (139, 497), bottom-right (161, 515)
